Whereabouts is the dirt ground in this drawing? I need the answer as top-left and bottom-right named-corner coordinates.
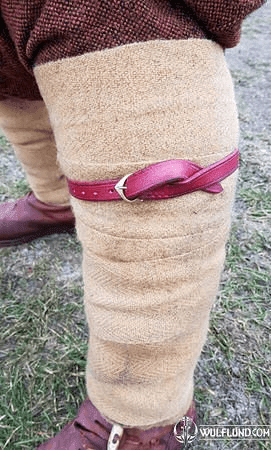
top-left (0, 2), bottom-right (270, 450)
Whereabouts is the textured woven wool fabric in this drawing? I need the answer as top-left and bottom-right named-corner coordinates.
top-left (0, 98), bottom-right (70, 205)
top-left (34, 39), bottom-right (239, 428)
top-left (0, 16), bottom-right (42, 101)
top-left (0, 0), bottom-right (266, 100)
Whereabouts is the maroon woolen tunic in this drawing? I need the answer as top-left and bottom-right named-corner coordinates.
top-left (0, 0), bottom-right (266, 100)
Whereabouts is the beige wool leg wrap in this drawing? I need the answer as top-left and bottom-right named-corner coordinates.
top-left (0, 98), bottom-right (69, 205)
top-left (34, 39), bottom-right (239, 429)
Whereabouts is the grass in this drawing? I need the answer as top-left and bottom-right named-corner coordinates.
top-left (0, 246), bottom-right (87, 449)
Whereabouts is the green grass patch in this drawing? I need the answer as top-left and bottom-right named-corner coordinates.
top-left (0, 134), bottom-right (11, 150)
top-left (0, 248), bottom-right (86, 449)
top-left (239, 187), bottom-right (271, 219)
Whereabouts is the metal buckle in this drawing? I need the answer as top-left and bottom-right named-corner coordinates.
top-left (107, 423), bottom-right (124, 450)
top-left (115, 173), bottom-right (139, 203)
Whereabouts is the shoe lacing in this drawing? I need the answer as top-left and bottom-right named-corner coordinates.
top-left (76, 415), bottom-right (173, 450)
top-left (108, 423), bottom-right (124, 450)
top-left (108, 424), bottom-right (168, 450)
top-left (76, 418), bottom-right (112, 449)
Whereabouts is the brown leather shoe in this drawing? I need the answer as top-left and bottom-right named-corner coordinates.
top-left (35, 397), bottom-right (196, 450)
top-left (0, 192), bottom-right (75, 247)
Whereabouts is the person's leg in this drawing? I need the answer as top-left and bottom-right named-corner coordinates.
top-left (0, 98), bottom-right (75, 247)
top-left (0, 98), bottom-right (69, 205)
top-left (33, 39), bottom-right (239, 448)
top-left (0, 3), bottom-right (239, 448)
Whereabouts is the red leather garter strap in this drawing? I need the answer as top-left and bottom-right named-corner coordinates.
top-left (67, 149), bottom-right (240, 202)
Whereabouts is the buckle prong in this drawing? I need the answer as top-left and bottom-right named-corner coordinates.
top-left (115, 173), bottom-right (139, 203)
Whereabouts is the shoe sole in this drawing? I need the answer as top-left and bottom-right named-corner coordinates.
top-left (0, 225), bottom-right (75, 248)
